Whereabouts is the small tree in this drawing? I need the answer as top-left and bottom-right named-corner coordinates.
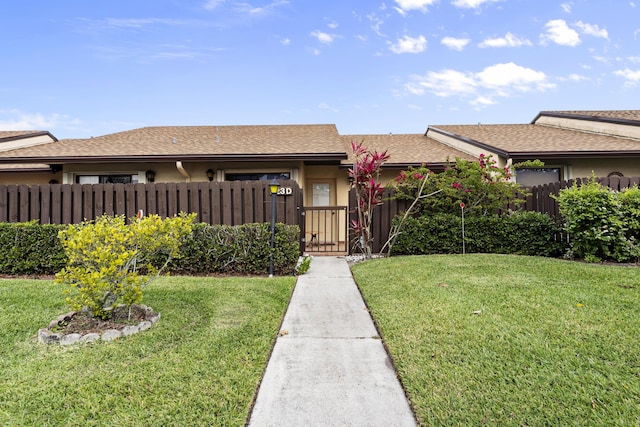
top-left (349, 140), bottom-right (390, 258)
top-left (395, 154), bottom-right (525, 216)
top-left (55, 213), bottom-right (195, 319)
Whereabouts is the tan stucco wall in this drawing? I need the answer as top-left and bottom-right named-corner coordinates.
top-left (0, 171), bottom-right (61, 185)
top-left (565, 158), bottom-right (640, 179)
top-left (427, 130), bottom-right (504, 166)
top-left (535, 116), bottom-right (640, 140)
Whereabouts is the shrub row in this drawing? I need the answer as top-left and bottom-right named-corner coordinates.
top-left (556, 180), bottom-right (640, 262)
top-left (390, 211), bottom-right (566, 257)
top-left (171, 222), bottom-right (300, 275)
top-left (0, 221), bottom-right (300, 276)
top-left (0, 222), bottom-right (67, 275)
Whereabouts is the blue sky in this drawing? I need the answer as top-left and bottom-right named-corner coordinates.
top-left (1, 0), bottom-right (639, 139)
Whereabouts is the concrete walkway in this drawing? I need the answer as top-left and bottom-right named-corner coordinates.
top-left (248, 256), bottom-right (417, 427)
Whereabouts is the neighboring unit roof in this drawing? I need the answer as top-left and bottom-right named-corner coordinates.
top-left (0, 124), bottom-right (346, 163)
top-left (429, 124), bottom-right (640, 159)
top-left (0, 130), bottom-right (57, 142)
top-left (340, 133), bottom-right (475, 167)
top-left (532, 110), bottom-right (640, 125)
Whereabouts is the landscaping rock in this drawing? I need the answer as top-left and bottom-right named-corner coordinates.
top-left (40, 304), bottom-right (160, 346)
top-left (60, 333), bottom-right (82, 346)
top-left (101, 329), bottom-right (122, 342)
top-left (38, 328), bottom-right (62, 344)
top-left (122, 325), bottom-right (139, 336)
top-left (138, 321), bottom-right (152, 331)
top-left (80, 333), bottom-right (100, 343)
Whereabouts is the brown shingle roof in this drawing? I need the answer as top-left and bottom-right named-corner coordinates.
top-left (340, 134), bottom-right (475, 166)
top-left (0, 130), bottom-right (56, 142)
top-left (534, 110), bottom-right (640, 124)
top-left (430, 124), bottom-right (640, 156)
top-left (0, 124), bottom-right (345, 162)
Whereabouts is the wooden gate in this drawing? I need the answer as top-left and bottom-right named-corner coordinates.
top-left (302, 206), bottom-right (348, 254)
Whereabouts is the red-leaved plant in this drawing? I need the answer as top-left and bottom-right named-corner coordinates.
top-left (349, 140), bottom-right (390, 258)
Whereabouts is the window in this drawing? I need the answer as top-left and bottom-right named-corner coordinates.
top-left (76, 174), bottom-right (138, 184)
top-left (515, 168), bottom-right (561, 187)
top-left (225, 172), bottom-right (290, 181)
top-left (312, 183), bottom-right (331, 206)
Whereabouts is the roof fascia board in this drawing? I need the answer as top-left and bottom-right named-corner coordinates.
top-left (533, 111), bottom-right (640, 127)
top-left (0, 131), bottom-right (57, 143)
top-left (0, 153), bottom-right (348, 164)
top-left (509, 151), bottom-right (640, 160)
top-left (427, 127), bottom-right (509, 157)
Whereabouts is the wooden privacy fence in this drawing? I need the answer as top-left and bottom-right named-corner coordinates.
top-left (352, 176), bottom-right (640, 254)
top-left (0, 180), bottom-right (303, 227)
top-left (520, 176), bottom-right (640, 218)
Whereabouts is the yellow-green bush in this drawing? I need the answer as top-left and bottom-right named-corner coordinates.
top-left (55, 213), bottom-right (195, 319)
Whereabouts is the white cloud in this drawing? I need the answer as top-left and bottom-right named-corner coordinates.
top-left (561, 2), bottom-right (572, 13)
top-left (567, 73), bottom-right (589, 81)
top-left (318, 102), bottom-right (339, 112)
top-left (104, 18), bottom-right (187, 29)
top-left (203, 0), bottom-right (225, 10)
top-left (367, 13), bottom-right (385, 36)
top-left (311, 30), bottom-right (336, 45)
top-left (477, 63), bottom-right (553, 91)
top-left (0, 110), bottom-right (80, 131)
top-left (541, 19), bottom-right (581, 46)
top-left (441, 36), bottom-right (470, 51)
top-left (614, 68), bottom-right (640, 85)
top-left (452, 0), bottom-right (502, 8)
top-left (406, 69), bottom-right (477, 97)
top-left (234, 0), bottom-right (289, 17)
top-left (405, 62), bottom-right (555, 103)
top-left (471, 96), bottom-right (495, 107)
top-left (575, 21), bottom-right (609, 39)
top-left (280, 38), bottom-right (290, 46)
top-left (479, 32), bottom-right (532, 48)
top-left (389, 35), bottom-right (427, 54)
top-left (325, 19), bottom-right (339, 29)
top-left (394, 0), bottom-right (438, 14)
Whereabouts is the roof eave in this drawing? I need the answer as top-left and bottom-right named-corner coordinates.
top-left (0, 131), bottom-right (58, 143)
top-left (0, 152), bottom-right (348, 164)
top-left (509, 151), bottom-right (640, 160)
top-left (533, 111), bottom-right (640, 127)
top-left (428, 127), bottom-right (509, 157)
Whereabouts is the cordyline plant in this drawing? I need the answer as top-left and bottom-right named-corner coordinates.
top-left (348, 140), bottom-right (390, 258)
top-left (55, 213), bottom-right (195, 320)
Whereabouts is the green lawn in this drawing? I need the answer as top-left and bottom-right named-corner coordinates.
top-left (0, 276), bottom-right (295, 427)
top-left (352, 254), bottom-right (640, 426)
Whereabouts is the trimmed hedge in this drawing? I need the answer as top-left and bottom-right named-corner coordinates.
top-left (0, 222), bottom-right (67, 275)
top-left (390, 211), bottom-right (566, 257)
top-left (0, 221), bottom-right (300, 276)
top-left (172, 223), bottom-right (300, 275)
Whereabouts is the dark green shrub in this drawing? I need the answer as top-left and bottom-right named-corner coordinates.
top-left (0, 222), bottom-right (66, 275)
top-left (619, 185), bottom-right (640, 240)
top-left (390, 212), bottom-right (565, 257)
top-left (556, 179), bottom-right (640, 262)
top-left (0, 221), bottom-right (299, 277)
top-left (173, 223), bottom-right (299, 275)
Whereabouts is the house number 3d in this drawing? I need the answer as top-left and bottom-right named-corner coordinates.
top-left (277, 187), bottom-right (293, 195)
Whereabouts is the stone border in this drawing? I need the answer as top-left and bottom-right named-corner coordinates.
top-left (38, 305), bottom-right (160, 345)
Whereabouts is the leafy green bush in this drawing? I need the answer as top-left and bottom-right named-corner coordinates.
top-left (55, 214), bottom-right (195, 319)
top-left (556, 179), bottom-right (640, 262)
top-left (394, 154), bottom-right (527, 216)
top-left (619, 185), bottom-right (640, 240)
top-left (0, 222), bottom-right (66, 275)
top-left (172, 223), bottom-right (300, 276)
top-left (0, 220), bottom-right (300, 278)
top-left (390, 211), bottom-right (565, 257)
